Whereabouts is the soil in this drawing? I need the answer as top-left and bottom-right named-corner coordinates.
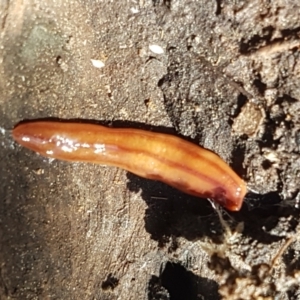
top-left (1, 1), bottom-right (300, 299)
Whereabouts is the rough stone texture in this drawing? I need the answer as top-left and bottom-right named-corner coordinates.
top-left (1, 0), bottom-right (300, 299)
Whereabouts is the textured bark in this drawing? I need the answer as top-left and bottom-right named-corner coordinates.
top-left (1, 1), bottom-right (300, 299)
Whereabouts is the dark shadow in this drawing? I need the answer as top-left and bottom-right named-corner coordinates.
top-left (215, 0), bottom-right (222, 15)
top-left (152, 0), bottom-right (171, 9)
top-left (240, 26), bottom-right (300, 55)
top-left (275, 94), bottom-right (298, 106)
top-left (128, 169), bottom-right (298, 244)
top-left (253, 77), bottom-right (267, 95)
top-left (281, 26), bottom-right (300, 39)
top-left (257, 112), bottom-right (279, 148)
top-left (126, 173), bottom-right (221, 247)
top-left (235, 93), bottom-right (248, 116)
top-left (284, 247), bottom-right (300, 275)
top-left (148, 262), bottom-right (220, 300)
top-left (230, 142), bottom-right (247, 179)
top-left (127, 165), bottom-right (299, 245)
top-left (239, 26), bottom-right (275, 54)
top-left (101, 273), bottom-right (119, 291)
top-left (234, 192), bottom-right (300, 244)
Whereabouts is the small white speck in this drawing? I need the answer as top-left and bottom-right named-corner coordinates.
top-left (22, 136), bottom-right (30, 142)
top-left (140, 262), bottom-right (147, 269)
top-left (263, 151), bottom-right (279, 163)
top-left (61, 145), bottom-right (73, 153)
top-left (94, 144), bottom-right (106, 154)
top-left (82, 143), bottom-right (90, 148)
top-left (131, 7), bottom-right (139, 14)
top-left (33, 168), bottom-right (44, 175)
top-left (149, 44), bottom-right (164, 54)
top-left (235, 187), bottom-right (242, 196)
top-left (46, 150), bottom-right (54, 155)
top-left (0, 127), bottom-right (6, 135)
top-left (86, 229), bottom-right (92, 238)
top-left (91, 59), bottom-right (105, 69)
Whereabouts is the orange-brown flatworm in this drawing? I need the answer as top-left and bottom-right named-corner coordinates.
top-left (13, 121), bottom-right (247, 211)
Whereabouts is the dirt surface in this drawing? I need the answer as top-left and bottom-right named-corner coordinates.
top-left (1, 0), bottom-right (300, 299)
